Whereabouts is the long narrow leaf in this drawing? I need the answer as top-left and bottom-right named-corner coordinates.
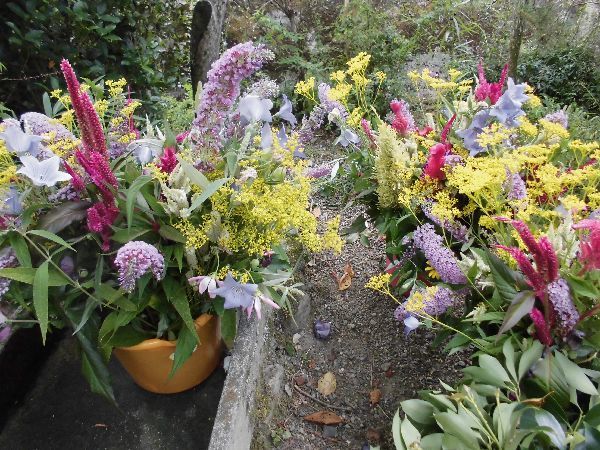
top-left (33, 262), bottom-right (49, 344)
top-left (28, 229), bottom-right (75, 251)
top-left (125, 175), bottom-right (152, 229)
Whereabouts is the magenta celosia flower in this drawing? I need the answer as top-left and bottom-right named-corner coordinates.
top-left (423, 115), bottom-right (456, 180)
top-left (114, 241), bottom-right (165, 293)
top-left (573, 218), bottom-right (600, 272)
top-left (361, 119), bottom-right (377, 148)
top-left (413, 223), bottom-right (467, 284)
top-left (389, 99), bottom-right (415, 136)
top-left (158, 147), bottom-right (178, 174)
top-left (529, 307), bottom-right (553, 346)
top-left (547, 278), bottom-right (579, 335)
top-left (191, 42), bottom-right (273, 154)
top-left (475, 61), bottom-right (508, 104)
top-left (62, 160), bottom-right (86, 191)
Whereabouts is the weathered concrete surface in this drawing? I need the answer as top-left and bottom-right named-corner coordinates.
top-left (208, 309), bottom-right (271, 450)
top-left (0, 337), bottom-right (225, 449)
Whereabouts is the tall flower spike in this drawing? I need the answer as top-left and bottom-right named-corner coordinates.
top-left (475, 61), bottom-right (509, 104)
top-left (529, 307), bottom-right (553, 346)
top-left (496, 245), bottom-right (546, 298)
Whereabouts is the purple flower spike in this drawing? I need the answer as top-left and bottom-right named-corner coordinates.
top-left (114, 241), bottom-right (165, 293)
top-left (314, 320), bottom-right (332, 339)
top-left (413, 224), bottom-right (467, 284)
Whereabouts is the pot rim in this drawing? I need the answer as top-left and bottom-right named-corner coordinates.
top-left (116, 313), bottom-right (215, 352)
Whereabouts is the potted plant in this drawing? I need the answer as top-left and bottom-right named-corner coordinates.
top-left (0, 42), bottom-right (343, 399)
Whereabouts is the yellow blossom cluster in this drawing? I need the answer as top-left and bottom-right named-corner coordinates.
top-left (365, 273), bottom-right (391, 291)
top-left (408, 68), bottom-right (473, 93)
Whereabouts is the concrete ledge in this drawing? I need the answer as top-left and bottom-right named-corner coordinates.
top-left (209, 309), bottom-right (272, 450)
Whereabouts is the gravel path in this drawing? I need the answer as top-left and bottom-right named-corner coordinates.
top-left (252, 142), bottom-right (468, 449)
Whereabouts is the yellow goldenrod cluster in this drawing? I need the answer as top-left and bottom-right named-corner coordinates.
top-left (0, 140), bottom-right (16, 193)
top-left (365, 273), bottom-right (391, 291)
top-left (408, 68), bottom-right (473, 93)
top-left (106, 78), bottom-right (127, 97)
top-left (294, 77), bottom-right (316, 102)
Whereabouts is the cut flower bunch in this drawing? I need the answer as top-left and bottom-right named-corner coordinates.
top-left (0, 42), bottom-right (342, 400)
top-left (298, 55), bottom-right (600, 448)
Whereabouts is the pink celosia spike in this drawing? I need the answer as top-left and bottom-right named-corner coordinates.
top-left (361, 119), bottom-right (377, 148)
top-left (508, 220), bottom-right (545, 273)
top-left (530, 307), bottom-right (553, 346)
top-left (496, 245), bottom-right (546, 297)
top-left (158, 147), bottom-right (178, 174)
top-left (573, 219), bottom-right (600, 271)
top-left (60, 60), bottom-right (93, 149)
top-left (440, 114), bottom-right (456, 144)
top-left (538, 236), bottom-right (559, 282)
top-left (62, 160), bottom-right (86, 191)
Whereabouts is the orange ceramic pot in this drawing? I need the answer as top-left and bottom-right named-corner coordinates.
top-left (114, 314), bottom-right (221, 394)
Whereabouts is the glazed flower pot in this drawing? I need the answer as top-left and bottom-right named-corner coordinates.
top-left (114, 314), bottom-right (221, 394)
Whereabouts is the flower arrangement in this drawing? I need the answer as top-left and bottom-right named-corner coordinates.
top-left (0, 42), bottom-right (342, 400)
top-left (297, 57), bottom-right (600, 448)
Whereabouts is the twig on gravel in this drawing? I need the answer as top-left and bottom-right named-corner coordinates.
top-left (293, 385), bottom-right (353, 412)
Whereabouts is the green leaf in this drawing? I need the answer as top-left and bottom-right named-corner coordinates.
top-left (479, 354), bottom-right (511, 384)
top-left (221, 309), bottom-right (237, 347)
top-left (392, 410), bottom-right (405, 450)
top-left (0, 267), bottom-right (70, 286)
top-left (565, 274), bottom-right (600, 299)
top-left (521, 408), bottom-right (567, 449)
top-left (72, 297), bottom-right (98, 334)
top-left (188, 178), bottom-right (229, 213)
top-left (400, 418), bottom-right (421, 448)
top-left (401, 399), bottom-right (436, 425)
top-left (498, 291), bottom-right (535, 336)
top-left (554, 350), bottom-right (598, 396)
top-left (583, 403), bottom-right (600, 427)
top-left (502, 339), bottom-right (518, 382)
top-left (158, 225), bottom-right (186, 243)
top-left (518, 340), bottom-right (544, 380)
top-left (28, 229), bottom-right (75, 251)
top-left (33, 261), bottom-right (49, 344)
top-left (169, 324), bottom-right (198, 377)
top-left (42, 92), bottom-right (52, 116)
top-left (8, 233), bottom-right (32, 267)
top-left (420, 434), bottom-right (443, 450)
top-left (163, 277), bottom-right (198, 341)
top-left (102, 325), bottom-right (150, 349)
top-left (125, 175), bottom-right (152, 229)
top-left (434, 412), bottom-right (480, 449)
top-left (38, 201), bottom-right (90, 234)
top-left (176, 155), bottom-right (209, 189)
top-left (463, 366), bottom-right (508, 388)
top-left (99, 310), bottom-right (137, 345)
top-left (111, 227), bottom-right (150, 243)
top-left (485, 251), bottom-right (518, 303)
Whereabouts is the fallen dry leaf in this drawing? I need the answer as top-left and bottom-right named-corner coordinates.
top-left (317, 371), bottom-right (337, 396)
top-left (308, 359), bottom-right (317, 370)
top-left (332, 263), bottom-right (355, 291)
top-left (303, 410), bottom-right (343, 425)
top-left (312, 206), bottom-right (321, 218)
top-left (385, 368), bottom-right (395, 378)
top-left (366, 428), bottom-right (381, 444)
top-left (370, 388), bottom-right (382, 406)
top-left (344, 263), bottom-right (355, 278)
top-left (294, 374), bottom-right (306, 386)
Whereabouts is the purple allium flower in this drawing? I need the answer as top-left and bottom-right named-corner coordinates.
top-left (422, 202), bottom-right (469, 243)
top-left (114, 241), bottom-right (165, 293)
top-left (0, 248), bottom-right (18, 300)
top-left (413, 223), bottom-right (467, 284)
top-left (21, 112), bottom-right (76, 142)
top-left (191, 42), bottom-right (274, 154)
top-left (503, 168), bottom-right (527, 200)
top-left (211, 272), bottom-right (258, 309)
top-left (548, 278), bottom-right (579, 335)
top-left (544, 110), bottom-right (568, 129)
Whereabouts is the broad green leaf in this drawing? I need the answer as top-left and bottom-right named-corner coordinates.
top-left (163, 277), bottom-right (198, 341)
top-left (8, 233), bottom-right (31, 267)
top-left (176, 154), bottom-right (209, 189)
top-left (518, 340), bottom-right (544, 380)
top-left (521, 408), bottom-right (567, 449)
top-left (400, 418), bottom-right (421, 448)
top-left (28, 229), bottom-right (75, 251)
top-left (583, 403), bottom-right (600, 427)
top-left (463, 366), bottom-right (508, 388)
top-left (401, 399), bottom-right (436, 425)
top-left (420, 433), bottom-right (443, 450)
top-left (111, 227), bottom-right (150, 243)
top-left (125, 175), bottom-right (152, 229)
top-left (42, 92), bottom-right (52, 116)
top-left (502, 339), bottom-right (518, 382)
top-left (33, 261), bottom-right (49, 344)
top-left (565, 274), bottom-right (600, 299)
top-left (221, 309), bottom-right (237, 348)
top-left (576, 423), bottom-right (600, 449)
top-left (479, 355), bottom-right (511, 384)
top-left (554, 351), bottom-right (598, 396)
top-left (392, 410), bottom-right (405, 450)
top-left (485, 251), bottom-right (518, 303)
top-left (0, 267), bottom-right (70, 286)
top-left (434, 412), bottom-right (480, 449)
top-left (102, 325), bottom-right (150, 349)
top-left (72, 297), bottom-right (98, 334)
top-left (498, 291), bottom-right (535, 335)
top-left (169, 324), bottom-right (198, 377)
top-left (38, 201), bottom-right (90, 234)
top-left (98, 310), bottom-right (137, 345)
top-left (158, 225), bottom-right (186, 243)
top-left (188, 178), bottom-right (229, 213)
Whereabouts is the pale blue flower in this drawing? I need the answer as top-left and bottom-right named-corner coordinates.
top-left (403, 315), bottom-right (421, 335)
top-left (127, 139), bottom-right (163, 165)
top-left (239, 94), bottom-right (273, 123)
top-left (277, 124), bottom-right (288, 146)
top-left (0, 125), bottom-right (42, 157)
top-left (335, 128), bottom-right (360, 147)
top-left (16, 155), bottom-right (71, 187)
top-left (274, 95), bottom-right (297, 126)
top-left (188, 275), bottom-right (217, 299)
top-left (489, 78), bottom-right (528, 126)
top-left (261, 123), bottom-right (273, 150)
top-left (456, 109), bottom-right (491, 156)
top-left (1, 186), bottom-right (23, 215)
top-left (211, 272), bottom-right (258, 309)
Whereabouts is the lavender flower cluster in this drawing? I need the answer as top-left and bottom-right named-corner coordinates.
top-left (547, 278), bottom-right (579, 335)
top-left (413, 223), bottom-right (467, 284)
top-left (191, 42), bottom-right (274, 154)
top-left (394, 287), bottom-right (465, 321)
top-left (298, 84), bottom-right (347, 145)
top-left (0, 249), bottom-right (18, 300)
top-left (247, 77), bottom-right (280, 99)
top-left (422, 203), bottom-right (469, 243)
top-left (503, 168), bottom-right (527, 201)
top-left (544, 110), bottom-right (568, 129)
top-left (114, 241), bottom-right (165, 293)
top-left (305, 164), bottom-right (332, 179)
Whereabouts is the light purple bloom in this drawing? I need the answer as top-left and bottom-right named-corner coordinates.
top-left (422, 202), bottom-right (469, 243)
top-left (298, 104), bottom-right (327, 144)
top-left (277, 125), bottom-right (288, 146)
top-left (503, 168), bottom-right (527, 200)
top-left (191, 42), bottom-right (274, 153)
top-left (1, 187), bottom-right (23, 215)
top-left (489, 78), bottom-right (528, 127)
top-left (238, 94), bottom-right (273, 123)
top-left (211, 272), bottom-right (258, 309)
top-left (21, 112), bottom-right (76, 142)
top-left (246, 294), bottom-right (280, 319)
top-left (16, 155), bottom-right (71, 187)
top-left (456, 109), bottom-right (491, 156)
top-left (114, 241), bottom-right (165, 293)
top-left (188, 275), bottom-right (217, 299)
top-left (261, 123), bottom-right (273, 149)
top-left (548, 278), bottom-right (579, 335)
top-left (318, 83), bottom-right (348, 117)
top-left (0, 248), bottom-right (18, 300)
top-left (413, 223), bottom-right (467, 284)
top-left (544, 110), bottom-right (568, 129)
top-left (403, 315), bottom-right (421, 335)
top-left (306, 164), bottom-right (332, 179)
top-left (335, 127), bottom-right (360, 147)
top-left (247, 77), bottom-right (280, 99)
top-left (274, 95), bottom-right (297, 126)
top-left (0, 125), bottom-right (42, 157)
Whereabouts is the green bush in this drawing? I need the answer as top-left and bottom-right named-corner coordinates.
top-left (0, 0), bottom-right (191, 115)
top-left (519, 46), bottom-right (600, 114)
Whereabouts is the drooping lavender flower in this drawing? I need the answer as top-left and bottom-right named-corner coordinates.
top-left (422, 202), bottom-right (469, 243)
top-left (191, 42), bottom-right (274, 154)
top-left (298, 104), bottom-right (327, 144)
top-left (0, 248), bottom-right (18, 300)
top-left (246, 77), bottom-right (280, 99)
top-left (489, 78), bottom-right (529, 127)
top-left (544, 110), bottom-right (569, 129)
top-left (210, 272), bottom-right (258, 309)
top-left (318, 83), bottom-right (348, 118)
top-left (503, 168), bottom-right (527, 200)
top-left (422, 287), bottom-right (466, 316)
top-left (413, 223), bottom-right (467, 284)
top-left (114, 241), bottom-right (165, 293)
top-left (0, 125), bottom-right (42, 157)
top-left (47, 183), bottom-right (79, 202)
top-left (456, 109), bottom-right (491, 156)
top-left (305, 164), bottom-right (332, 179)
top-left (21, 112), bottom-right (76, 142)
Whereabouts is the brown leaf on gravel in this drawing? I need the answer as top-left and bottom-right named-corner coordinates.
top-left (317, 372), bottom-right (337, 396)
top-left (303, 411), bottom-right (344, 425)
top-left (366, 428), bottom-right (381, 444)
top-left (385, 368), bottom-right (395, 378)
top-left (308, 359), bottom-right (317, 370)
top-left (331, 263), bottom-right (355, 291)
top-left (294, 374), bottom-right (306, 386)
top-left (369, 388), bottom-right (382, 406)
top-left (312, 206), bottom-right (321, 218)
